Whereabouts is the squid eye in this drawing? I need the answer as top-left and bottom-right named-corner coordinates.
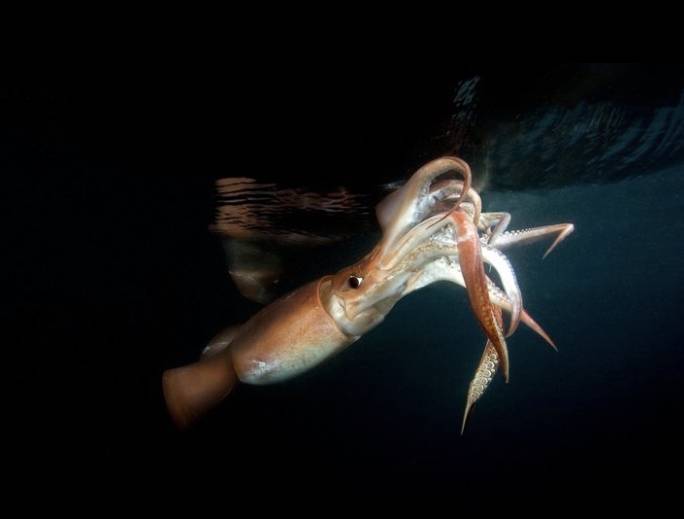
top-left (348, 275), bottom-right (363, 289)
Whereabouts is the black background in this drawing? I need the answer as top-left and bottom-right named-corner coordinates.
top-left (6, 62), bottom-right (684, 502)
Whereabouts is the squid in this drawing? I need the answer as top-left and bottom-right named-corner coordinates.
top-left (163, 157), bottom-right (574, 431)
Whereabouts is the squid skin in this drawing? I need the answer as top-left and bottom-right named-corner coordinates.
top-left (164, 278), bottom-right (356, 428)
top-left (491, 223), bottom-right (575, 258)
top-left (162, 156), bottom-right (573, 431)
top-left (450, 210), bottom-right (510, 383)
top-left (462, 305), bottom-right (504, 434)
top-left (481, 246), bottom-right (522, 337)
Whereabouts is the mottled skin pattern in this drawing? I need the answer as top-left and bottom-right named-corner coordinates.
top-left (163, 157), bottom-right (574, 431)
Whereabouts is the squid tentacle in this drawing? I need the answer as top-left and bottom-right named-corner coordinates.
top-left (429, 179), bottom-right (482, 227)
top-left (461, 305), bottom-right (504, 434)
top-left (383, 213), bottom-right (451, 270)
top-left (403, 259), bottom-right (556, 351)
top-left (379, 157), bottom-right (473, 252)
top-left (375, 161), bottom-right (569, 431)
top-left (450, 210), bottom-right (510, 383)
top-left (479, 211), bottom-right (511, 245)
top-left (485, 276), bottom-right (557, 351)
top-left (391, 220), bottom-right (523, 342)
top-left (490, 223), bottom-right (575, 258)
top-left (481, 246), bottom-right (522, 337)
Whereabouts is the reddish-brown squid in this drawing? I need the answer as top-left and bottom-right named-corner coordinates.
top-left (163, 157), bottom-right (574, 431)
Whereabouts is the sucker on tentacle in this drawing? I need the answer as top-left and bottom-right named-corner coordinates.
top-left (394, 223), bottom-right (523, 342)
top-left (490, 223), bottom-right (575, 258)
top-left (479, 211), bottom-right (511, 245)
top-left (461, 305), bottom-right (504, 434)
top-left (481, 246), bottom-right (522, 337)
top-left (450, 210), bottom-right (510, 382)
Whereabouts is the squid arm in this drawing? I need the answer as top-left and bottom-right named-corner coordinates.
top-left (461, 305), bottom-right (504, 434)
top-left (490, 223), bottom-right (575, 258)
top-left (450, 210), bottom-right (510, 383)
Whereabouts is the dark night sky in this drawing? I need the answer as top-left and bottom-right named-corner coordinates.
top-left (5, 63), bottom-right (684, 502)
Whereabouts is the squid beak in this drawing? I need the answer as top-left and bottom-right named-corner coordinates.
top-left (451, 211), bottom-right (510, 383)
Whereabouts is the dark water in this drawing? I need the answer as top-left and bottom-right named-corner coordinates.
top-left (6, 64), bottom-right (684, 501)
